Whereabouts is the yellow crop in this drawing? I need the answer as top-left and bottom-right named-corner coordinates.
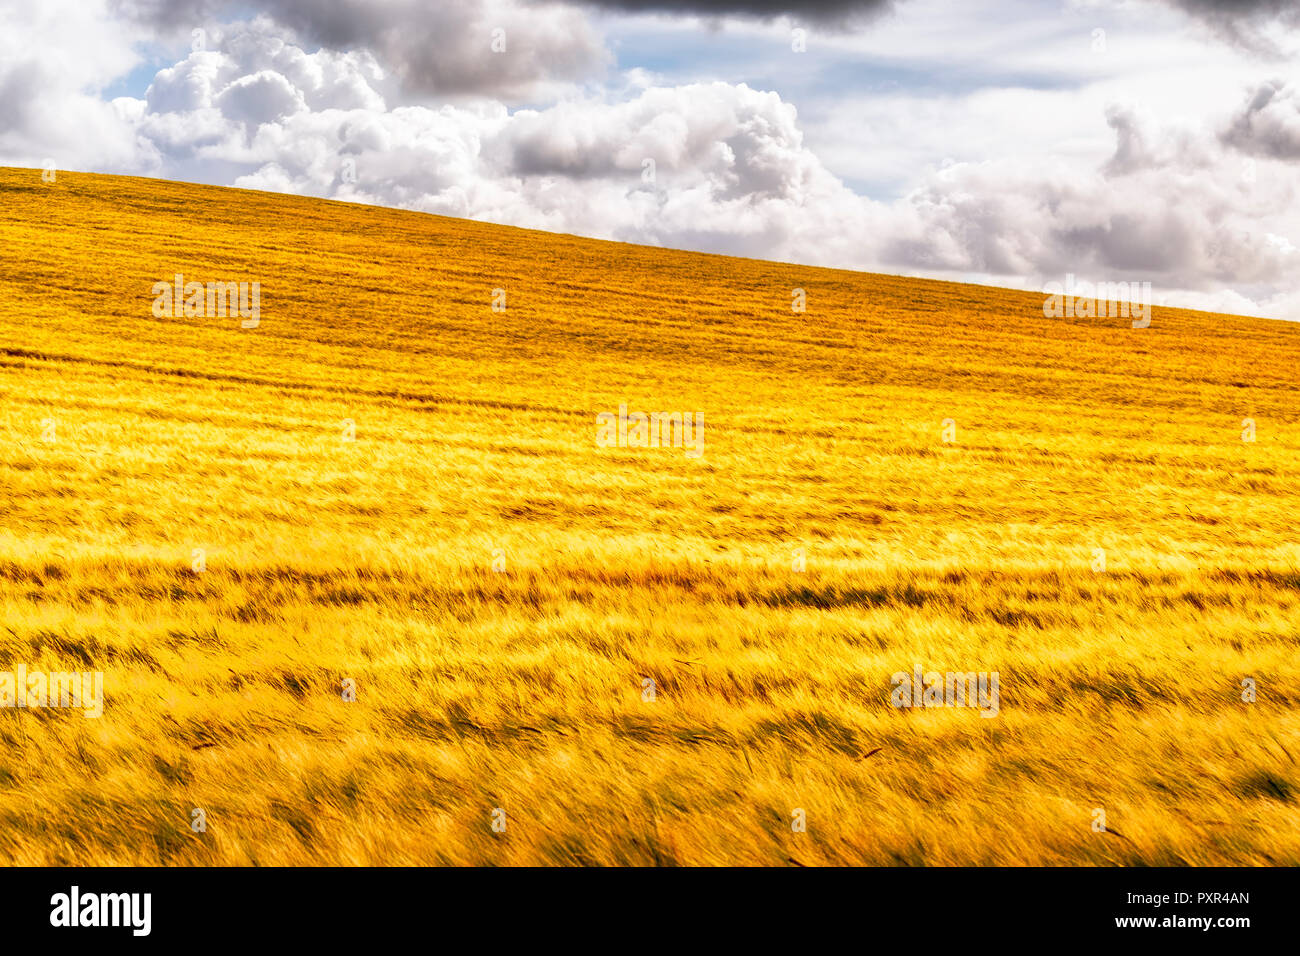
top-left (0, 167), bottom-right (1296, 865)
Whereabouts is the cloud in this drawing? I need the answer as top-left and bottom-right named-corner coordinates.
top-left (569, 0), bottom-right (895, 25)
top-left (145, 26), bottom-right (386, 117)
top-left (1221, 80), bottom-right (1300, 159)
top-left (160, 41), bottom-right (885, 266)
top-left (876, 102), bottom-right (1299, 312)
top-left (115, 0), bottom-right (610, 101)
top-left (215, 71), bottom-right (306, 126)
top-left (1155, 0), bottom-right (1300, 53)
top-left (1103, 102), bottom-right (1213, 176)
top-left (0, 0), bottom-right (147, 169)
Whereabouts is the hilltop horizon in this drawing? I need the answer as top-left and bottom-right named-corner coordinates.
top-left (8, 166), bottom-right (1296, 326)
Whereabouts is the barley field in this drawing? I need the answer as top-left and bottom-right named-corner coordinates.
top-left (0, 166), bottom-right (1296, 865)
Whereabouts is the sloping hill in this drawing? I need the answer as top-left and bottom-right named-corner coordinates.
top-left (0, 167), bottom-right (1296, 865)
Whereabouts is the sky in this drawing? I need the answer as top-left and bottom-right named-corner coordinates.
top-left (2, 0), bottom-right (1299, 319)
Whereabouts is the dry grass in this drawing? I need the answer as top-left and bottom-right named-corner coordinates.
top-left (0, 166), bottom-right (1296, 865)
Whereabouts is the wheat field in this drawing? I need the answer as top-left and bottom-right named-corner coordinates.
top-left (0, 166), bottom-right (1296, 865)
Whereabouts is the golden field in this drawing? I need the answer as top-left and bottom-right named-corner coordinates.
top-left (0, 166), bottom-right (1296, 865)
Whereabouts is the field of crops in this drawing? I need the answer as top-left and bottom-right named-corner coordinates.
top-left (0, 166), bottom-right (1296, 865)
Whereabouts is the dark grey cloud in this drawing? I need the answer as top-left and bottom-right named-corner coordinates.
top-left (1166, 0), bottom-right (1300, 21)
top-left (1159, 0), bottom-right (1300, 52)
top-left (567, 0), bottom-right (895, 25)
